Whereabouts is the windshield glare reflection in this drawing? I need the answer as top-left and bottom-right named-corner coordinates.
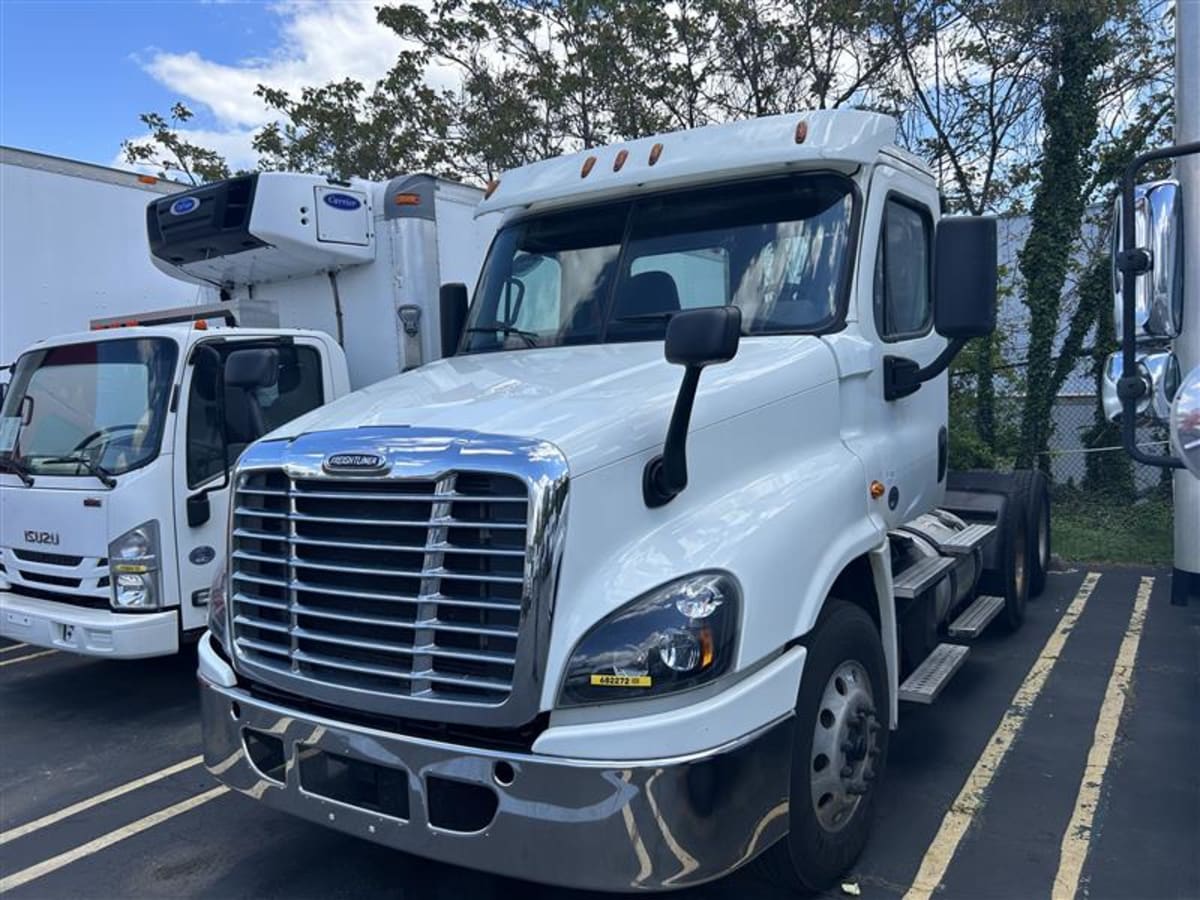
top-left (462, 174), bottom-right (855, 355)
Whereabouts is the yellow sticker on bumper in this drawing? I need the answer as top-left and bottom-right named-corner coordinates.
top-left (590, 674), bottom-right (652, 688)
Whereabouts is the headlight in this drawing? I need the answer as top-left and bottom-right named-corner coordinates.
top-left (108, 521), bottom-right (162, 610)
top-left (559, 572), bottom-right (740, 707)
top-left (208, 560), bottom-right (229, 649)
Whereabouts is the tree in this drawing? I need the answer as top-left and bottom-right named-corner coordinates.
top-left (121, 102), bottom-right (230, 184)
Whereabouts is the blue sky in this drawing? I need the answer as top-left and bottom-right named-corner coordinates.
top-left (0, 1), bottom-right (407, 172)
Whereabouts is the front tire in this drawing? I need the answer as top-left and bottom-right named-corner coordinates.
top-left (756, 601), bottom-right (889, 893)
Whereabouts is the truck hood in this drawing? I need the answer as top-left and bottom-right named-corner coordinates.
top-left (270, 338), bottom-right (837, 476)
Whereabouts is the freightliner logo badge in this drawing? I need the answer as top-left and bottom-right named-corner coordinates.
top-left (323, 452), bottom-right (387, 474)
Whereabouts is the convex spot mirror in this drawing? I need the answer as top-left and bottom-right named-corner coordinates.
top-left (934, 217), bottom-right (998, 340)
top-left (1101, 349), bottom-right (1181, 423)
top-left (1170, 364), bottom-right (1200, 479)
top-left (1113, 180), bottom-right (1184, 340)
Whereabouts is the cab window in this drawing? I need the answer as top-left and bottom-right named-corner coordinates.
top-left (185, 344), bottom-right (325, 488)
top-left (874, 197), bottom-right (933, 340)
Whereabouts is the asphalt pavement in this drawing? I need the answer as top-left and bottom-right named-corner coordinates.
top-left (1, 566), bottom-right (1196, 899)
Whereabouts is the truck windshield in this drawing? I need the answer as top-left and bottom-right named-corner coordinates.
top-left (461, 173), bottom-right (855, 354)
top-left (0, 337), bottom-right (178, 477)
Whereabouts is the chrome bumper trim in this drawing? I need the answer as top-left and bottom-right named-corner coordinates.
top-left (200, 654), bottom-right (794, 891)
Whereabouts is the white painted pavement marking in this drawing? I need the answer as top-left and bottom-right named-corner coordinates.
top-left (0, 643), bottom-right (29, 654)
top-left (1051, 575), bottom-right (1153, 900)
top-left (0, 786), bottom-right (229, 893)
top-left (0, 755), bottom-right (204, 846)
top-left (902, 572), bottom-right (1102, 900)
top-left (0, 649), bottom-right (57, 668)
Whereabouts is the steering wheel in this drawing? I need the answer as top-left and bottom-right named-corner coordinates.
top-left (72, 423), bottom-right (139, 454)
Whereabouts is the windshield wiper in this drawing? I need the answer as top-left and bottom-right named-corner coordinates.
top-left (37, 454), bottom-right (117, 488)
top-left (466, 323), bottom-right (539, 347)
top-left (0, 455), bottom-right (34, 487)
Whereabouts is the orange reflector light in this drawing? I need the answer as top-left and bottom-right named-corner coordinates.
top-left (194, 320), bottom-right (208, 330)
top-left (581, 155), bottom-right (597, 178)
top-left (484, 179), bottom-right (500, 200)
top-left (137, 175), bottom-right (158, 184)
top-left (699, 628), bottom-right (714, 669)
top-left (613, 149), bottom-right (628, 172)
top-left (794, 120), bottom-right (809, 144)
top-left (648, 143), bottom-right (663, 166)
top-left (393, 192), bottom-right (421, 206)
top-left (870, 480), bottom-right (886, 499)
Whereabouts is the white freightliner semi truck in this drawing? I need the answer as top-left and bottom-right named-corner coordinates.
top-left (197, 110), bottom-right (1055, 892)
top-left (0, 171), bottom-right (496, 658)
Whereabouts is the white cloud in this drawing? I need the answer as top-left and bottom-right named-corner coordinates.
top-left (146, 1), bottom-right (404, 129)
top-left (114, 1), bottom-right (411, 172)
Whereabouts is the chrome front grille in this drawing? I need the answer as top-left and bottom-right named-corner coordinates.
top-left (229, 468), bottom-right (530, 705)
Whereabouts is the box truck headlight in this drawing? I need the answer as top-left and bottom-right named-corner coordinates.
top-left (559, 572), bottom-right (739, 706)
top-left (108, 521), bottom-right (162, 610)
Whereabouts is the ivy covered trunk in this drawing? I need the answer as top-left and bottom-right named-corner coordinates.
top-left (1016, 2), bottom-right (1107, 470)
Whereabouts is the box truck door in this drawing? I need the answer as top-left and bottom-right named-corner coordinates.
top-left (172, 337), bottom-right (329, 632)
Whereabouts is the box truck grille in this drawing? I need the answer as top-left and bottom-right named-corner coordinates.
top-left (229, 470), bottom-right (529, 705)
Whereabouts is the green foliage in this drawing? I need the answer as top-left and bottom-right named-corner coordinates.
top-left (1053, 488), bottom-right (1172, 565)
top-left (121, 102), bottom-right (230, 184)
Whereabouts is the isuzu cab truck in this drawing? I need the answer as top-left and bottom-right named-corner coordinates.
top-left (197, 110), bottom-right (1049, 891)
top-left (0, 172), bottom-right (496, 658)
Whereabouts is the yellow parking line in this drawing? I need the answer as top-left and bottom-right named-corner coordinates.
top-left (0, 649), bottom-right (57, 668)
top-left (0, 755), bottom-right (204, 846)
top-left (0, 785), bottom-right (229, 893)
top-left (0, 642), bottom-right (29, 654)
top-left (902, 572), bottom-right (1102, 900)
top-left (1052, 575), bottom-right (1153, 900)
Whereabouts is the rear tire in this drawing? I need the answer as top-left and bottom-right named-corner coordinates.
top-left (756, 601), bottom-right (889, 893)
top-left (996, 490), bottom-right (1030, 631)
top-left (1014, 470), bottom-right (1051, 597)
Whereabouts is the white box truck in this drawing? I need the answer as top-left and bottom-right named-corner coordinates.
top-left (0, 170), bottom-right (497, 659)
top-left (197, 110), bottom-right (1053, 891)
top-left (0, 147), bottom-right (214, 364)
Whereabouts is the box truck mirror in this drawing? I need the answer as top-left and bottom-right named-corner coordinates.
top-left (643, 306), bottom-right (741, 508)
top-left (440, 283), bottom-right (469, 358)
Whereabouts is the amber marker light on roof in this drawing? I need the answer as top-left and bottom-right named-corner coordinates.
top-left (394, 192), bottom-right (421, 206)
top-left (648, 142), bottom-right (664, 166)
top-left (484, 179), bottom-right (500, 199)
top-left (137, 175), bottom-right (158, 184)
top-left (613, 149), bottom-right (628, 172)
top-left (581, 155), bottom-right (597, 178)
top-left (794, 120), bottom-right (809, 144)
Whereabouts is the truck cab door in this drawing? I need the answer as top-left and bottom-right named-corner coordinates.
top-left (865, 169), bottom-right (945, 526)
top-left (172, 337), bottom-right (331, 632)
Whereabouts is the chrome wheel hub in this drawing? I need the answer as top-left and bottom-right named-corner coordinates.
top-left (810, 660), bottom-right (880, 832)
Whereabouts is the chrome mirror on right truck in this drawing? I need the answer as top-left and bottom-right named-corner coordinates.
top-left (1112, 180), bottom-right (1183, 341)
top-left (1171, 364), bottom-right (1200, 479)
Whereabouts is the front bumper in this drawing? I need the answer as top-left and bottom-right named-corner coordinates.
top-left (0, 591), bottom-right (178, 658)
top-left (199, 634), bottom-right (795, 891)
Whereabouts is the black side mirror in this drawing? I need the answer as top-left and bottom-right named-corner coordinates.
top-left (644, 306), bottom-right (741, 508)
top-left (187, 492), bottom-right (211, 528)
top-left (884, 216), bottom-right (997, 402)
top-left (934, 216), bottom-right (997, 339)
top-left (440, 283), bottom-right (469, 358)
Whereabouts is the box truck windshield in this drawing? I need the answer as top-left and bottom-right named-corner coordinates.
top-left (461, 172), bottom-right (855, 354)
top-left (0, 337), bottom-right (177, 478)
